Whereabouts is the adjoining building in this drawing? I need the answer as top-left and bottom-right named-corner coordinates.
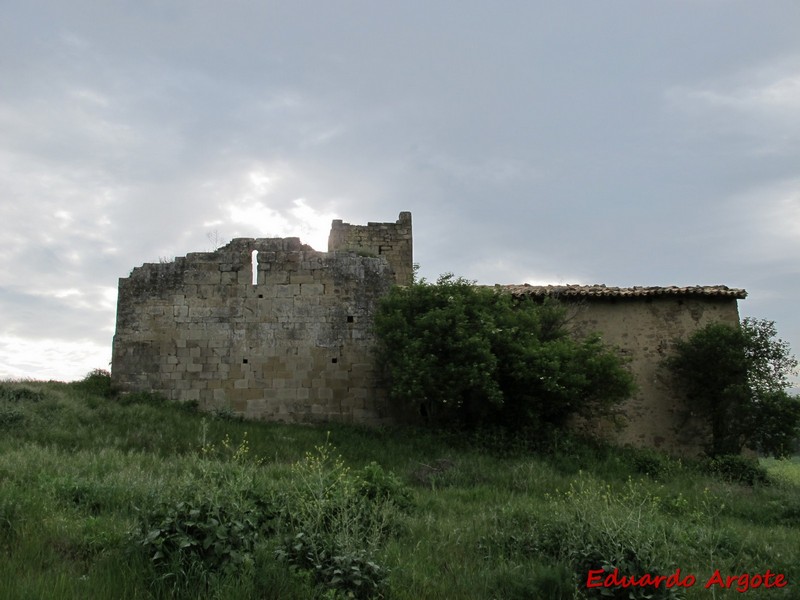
top-left (499, 284), bottom-right (745, 453)
top-left (112, 211), bottom-right (745, 454)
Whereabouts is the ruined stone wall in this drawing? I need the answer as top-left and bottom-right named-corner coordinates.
top-left (112, 208), bottom-right (746, 454)
top-left (112, 235), bottom-right (397, 424)
top-left (562, 296), bottom-right (741, 455)
top-left (329, 211), bottom-right (413, 285)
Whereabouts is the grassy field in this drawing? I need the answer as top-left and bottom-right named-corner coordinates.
top-left (0, 377), bottom-right (798, 599)
top-left (762, 456), bottom-right (800, 487)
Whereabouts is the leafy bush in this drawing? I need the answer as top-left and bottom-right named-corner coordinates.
top-left (275, 532), bottom-right (389, 600)
top-left (747, 389), bottom-right (800, 457)
top-left (358, 461), bottom-right (413, 512)
top-left (700, 454), bottom-right (769, 487)
top-left (275, 442), bottom-right (400, 598)
top-left (0, 384), bottom-right (45, 403)
top-left (134, 431), bottom-right (277, 588)
top-left (0, 405), bottom-right (24, 427)
top-left (374, 274), bottom-right (634, 433)
top-left (71, 369), bottom-right (114, 397)
top-left (666, 318), bottom-right (800, 457)
top-left (138, 495), bottom-right (274, 580)
top-left (626, 448), bottom-right (677, 481)
top-left (0, 385), bottom-right (40, 427)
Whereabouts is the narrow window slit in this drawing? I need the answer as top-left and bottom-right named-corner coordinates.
top-left (251, 250), bottom-right (259, 285)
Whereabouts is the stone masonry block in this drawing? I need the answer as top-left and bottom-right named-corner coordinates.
top-left (290, 274), bottom-right (315, 284)
top-left (300, 283), bottom-right (325, 296)
top-left (276, 284), bottom-right (300, 298)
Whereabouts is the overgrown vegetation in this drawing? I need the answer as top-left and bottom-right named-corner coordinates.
top-left (374, 274), bottom-right (635, 431)
top-left (666, 318), bottom-right (800, 457)
top-left (1, 372), bottom-right (798, 598)
top-left (274, 442), bottom-right (405, 599)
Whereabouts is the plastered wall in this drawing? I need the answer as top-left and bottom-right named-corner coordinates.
top-left (562, 296), bottom-right (741, 454)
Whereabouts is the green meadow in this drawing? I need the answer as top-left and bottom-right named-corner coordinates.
top-left (0, 377), bottom-right (798, 599)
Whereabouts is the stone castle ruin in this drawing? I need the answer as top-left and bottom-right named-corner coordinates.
top-left (112, 211), bottom-right (745, 454)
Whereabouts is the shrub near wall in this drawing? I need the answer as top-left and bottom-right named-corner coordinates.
top-left (374, 274), bottom-right (635, 433)
top-left (666, 318), bottom-right (800, 457)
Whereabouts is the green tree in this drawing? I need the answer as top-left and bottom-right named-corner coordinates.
top-left (666, 318), bottom-right (800, 457)
top-left (373, 274), bottom-right (635, 431)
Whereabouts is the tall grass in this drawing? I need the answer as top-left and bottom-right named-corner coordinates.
top-left (0, 377), bottom-right (798, 599)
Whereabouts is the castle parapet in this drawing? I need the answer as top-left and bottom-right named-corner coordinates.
top-left (328, 211), bottom-right (413, 285)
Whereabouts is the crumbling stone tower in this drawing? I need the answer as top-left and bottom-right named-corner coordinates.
top-left (329, 211), bottom-right (413, 285)
top-left (111, 212), bottom-right (412, 423)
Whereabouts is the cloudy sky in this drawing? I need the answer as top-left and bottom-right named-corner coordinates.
top-left (2, 1), bottom-right (799, 385)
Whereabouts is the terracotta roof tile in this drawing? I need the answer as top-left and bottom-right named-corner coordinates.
top-left (493, 284), bottom-right (747, 299)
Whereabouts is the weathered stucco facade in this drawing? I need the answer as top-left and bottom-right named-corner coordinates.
top-left (112, 211), bottom-right (746, 454)
top-left (502, 284), bottom-right (746, 454)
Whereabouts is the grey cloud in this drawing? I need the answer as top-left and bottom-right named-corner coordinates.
top-left (3, 0), bottom-right (800, 380)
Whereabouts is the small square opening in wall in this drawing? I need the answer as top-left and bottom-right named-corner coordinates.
top-left (242, 358), bottom-right (248, 364)
top-left (258, 294), bottom-right (264, 298)
top-left (347, 315), bottom-right (354, 323)
top-left (331, 358), bottom-right (338, 364)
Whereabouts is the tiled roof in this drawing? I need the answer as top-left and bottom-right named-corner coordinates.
top-left (494, 284), bottom-right (747, 299)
